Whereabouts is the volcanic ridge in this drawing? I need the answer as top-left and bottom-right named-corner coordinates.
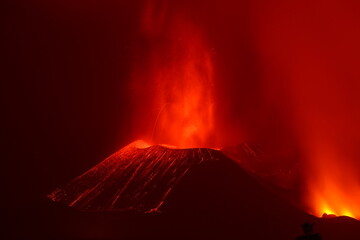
top-left (49, 140), bottom-right (223, 212)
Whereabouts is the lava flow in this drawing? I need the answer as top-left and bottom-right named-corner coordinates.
top-left (49, 140), bottom-right (226, 212)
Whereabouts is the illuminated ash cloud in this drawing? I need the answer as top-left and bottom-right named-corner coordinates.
top-left (131, 0), bottom-right (217, 148)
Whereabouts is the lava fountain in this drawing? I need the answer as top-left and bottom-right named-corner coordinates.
top-left (131, 1), bottom-right (216, 148)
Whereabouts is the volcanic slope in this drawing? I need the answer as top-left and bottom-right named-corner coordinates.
top-left (49, 140), bottom-right (220, 212)
top-left (48, 140), bottom-right (360, 240)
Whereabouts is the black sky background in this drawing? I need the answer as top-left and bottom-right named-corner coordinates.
top-left (2, 0), bottom-right (143, 210)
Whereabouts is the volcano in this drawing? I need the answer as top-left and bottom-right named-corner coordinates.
top-left (47, 140), bottom-right (360, 240)
top-left (49, 140), bottom-right (222, 212)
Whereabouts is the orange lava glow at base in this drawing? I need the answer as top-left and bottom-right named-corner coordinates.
top-left (308, 184), bottom-right (360, 220)
top-left (305, 150), bottom-right (360, 220)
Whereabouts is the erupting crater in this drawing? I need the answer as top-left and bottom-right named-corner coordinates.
top-left (49, 140), bottom-right (225, 212)
top-left (49, 3), bottom-right (222, 214)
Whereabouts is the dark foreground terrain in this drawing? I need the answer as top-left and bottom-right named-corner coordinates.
top-left (4, 148), bottom-right (360, 240)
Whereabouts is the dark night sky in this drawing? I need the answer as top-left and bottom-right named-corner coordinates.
top-left (2, 0), bottom-right (142, 209)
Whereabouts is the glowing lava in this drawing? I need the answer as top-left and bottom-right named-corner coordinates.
top-left (305, 147), bottom-right (360, 220)
top-left (132, 2), bottom-right (216, 148)
top-left (49, 140), bottom-right (224, 212)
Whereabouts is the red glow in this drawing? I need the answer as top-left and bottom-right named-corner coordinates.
top-left (253, 0), bottom-right (360, 220)
top-left (152, 28), bottom-right (215, 148)
top-left (49, 140), bottom-right (222, 212)
top-left (133, 139), bottom-right (152, 149)
top-left (130, 0), bottom-right (360, 220)
top-left (132, 3), bottom-right (216, 149)
top-left (305, 146), bottom-right (360, 219)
